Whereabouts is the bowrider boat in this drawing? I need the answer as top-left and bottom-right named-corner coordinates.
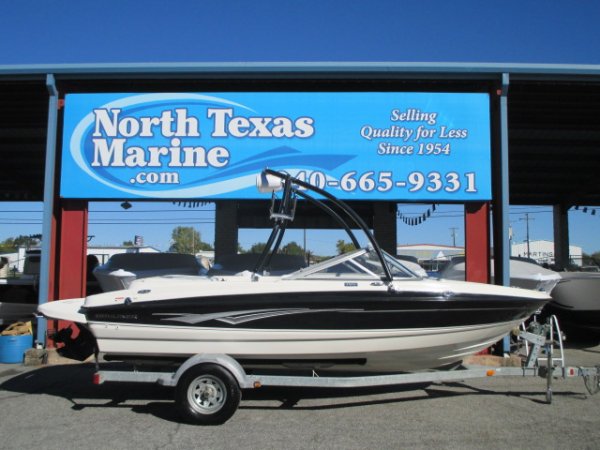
top-left (545, 270), bottom-right (600, 333)
top-left (93, 252), bottom-right (205, 292)
top-left (39, 169), bottom-right (550, 372)
top-left (439, 256), bottom-right (560, 294)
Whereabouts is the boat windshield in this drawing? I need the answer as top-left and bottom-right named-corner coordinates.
top-left (284, 248), bottom-right (419, 281)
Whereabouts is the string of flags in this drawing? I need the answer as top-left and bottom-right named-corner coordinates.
top-left (397, 204), bottom-right (437, 226)
top-left (172, 201), bottom-right (212, 208)
top-left (572, 206), bottom-right (598, 216)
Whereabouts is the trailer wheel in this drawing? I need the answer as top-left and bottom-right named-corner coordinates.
top-left (175, 364), bottom-right (241, 425)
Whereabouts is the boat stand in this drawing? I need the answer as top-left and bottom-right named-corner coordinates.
top-left (92, 315), bottom-right (600, 425)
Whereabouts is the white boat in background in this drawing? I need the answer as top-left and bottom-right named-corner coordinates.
top-left (395, 255), bottom-right (429, 278)
top-left (546, 271), bottom-right (600, 332)
top-left (0, 250), bottom-right (40, 324)
top-left (439, 256), bottom-right (560, 293)
top-left (208, 253), bottom-right (306, 276)
top-left (93, 253), bottom-right (205, 292)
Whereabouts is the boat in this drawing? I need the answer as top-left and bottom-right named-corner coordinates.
top-left (208, 253), bottom-right (306, 276)
top-left (0, 251), bottom-right (39, 324)
top-left (395, 255), bottom-right (429, 278)
top-left (0, 283), bottom-right (39, 325)
top-left (544, 271), bottom-right (600, 333)
top-left (439, 256), bottom-right (560, 293)
top-left (93, 252), bottom-right (205, 292)
top-left (0, 297), bottom-right (38, 325)
top-left (38, 169), bottom-right (550, 373)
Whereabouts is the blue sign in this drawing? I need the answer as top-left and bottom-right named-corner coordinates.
top-left (60, 92), bottom-right (491, 200)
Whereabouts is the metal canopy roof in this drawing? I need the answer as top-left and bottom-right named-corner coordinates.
top-left (0, 79), bottom-right (48, 200)
top-left (509, 81), bottom-right (600, 206)
top-left (0, 63), bottom-right (599, 206)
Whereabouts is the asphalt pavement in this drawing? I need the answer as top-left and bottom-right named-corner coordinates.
top-left (1, 335), bottom-right (600, 450)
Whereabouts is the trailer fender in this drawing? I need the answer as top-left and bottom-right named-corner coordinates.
top-left (161, 354), bottom-right (252, 389)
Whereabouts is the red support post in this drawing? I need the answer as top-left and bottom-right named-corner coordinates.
top-left (57, 200), bottom-right (88, 299)
top-left (55, 199), bottom-right (88, 334)
top-left (464, 202), bottom-right (490, 283)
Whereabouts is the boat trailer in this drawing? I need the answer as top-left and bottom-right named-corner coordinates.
top-left (92, 316), bottom-right (600, 425)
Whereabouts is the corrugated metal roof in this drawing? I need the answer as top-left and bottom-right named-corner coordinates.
top-left (1, 62), bottom-right (600, 77)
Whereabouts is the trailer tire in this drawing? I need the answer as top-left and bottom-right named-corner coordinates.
top-left (175, 363), bottom-right (241, 425)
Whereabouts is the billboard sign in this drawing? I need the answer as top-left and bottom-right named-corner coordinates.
top-left (60, 92), bottom-right (491, 200)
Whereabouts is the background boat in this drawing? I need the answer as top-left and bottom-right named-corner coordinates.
top-left (439, 256), bottom-right (560, 293)
top-left (545, 270), bottom-right (600, 333)
top-left (93, 252), bottom-right (205, 292)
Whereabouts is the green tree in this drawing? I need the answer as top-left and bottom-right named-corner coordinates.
top-left (336, 239), bottom-right (356, 255)
top-left (0, 234), bottom-right (41, 252)
top-left (249, 242), bottom-right (267, 254)
top-left (122, 240), bottom-right (134, 247)
top-left (281, 241), bottom-right (304, 256)
top-left (247, 242), bottom-right (305, 255)
top-left (197, 241), bottom-right (213, 251)
top-left (169, 226), bottom-right (213, 254)
top-left (587, 251), bottom-right (600, 266)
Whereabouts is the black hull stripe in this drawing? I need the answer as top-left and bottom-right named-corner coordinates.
top-left (83, 291), bottom-right (547, 330)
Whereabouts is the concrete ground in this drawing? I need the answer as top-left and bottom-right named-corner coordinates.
top-left (1, 334), bottom-right (599, 450)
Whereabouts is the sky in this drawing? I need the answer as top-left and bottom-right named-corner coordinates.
top-left (0, 1), bottom-right (599, 256)
top-left (0, 1), bottom-right (599, 65)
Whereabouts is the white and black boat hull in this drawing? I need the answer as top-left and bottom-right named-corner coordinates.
top-left (40, 277), bottom-right (548, 372)
top-left (91, 320), bottom-right (522, 372)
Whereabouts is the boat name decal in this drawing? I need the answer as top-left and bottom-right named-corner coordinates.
top-left (94, 313), bottom-right (139, 320)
